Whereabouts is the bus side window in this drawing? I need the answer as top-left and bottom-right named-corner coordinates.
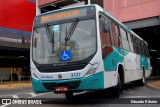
top-left (128, 33), bottom-right (134, 53)
top-left (144, 44), bottom-right (148, 57)
top-left (99, 14), bottom-right (112, 59)
top-left (120, 27), bottom-right (130, 51)
top-left (147, 46), bottom-right (150, 57)
top-left (99, 17), bottom-right (111, 47)
top-left (135, 38), bottom-right (139, 54)
top-left (132, 36), bottom-right (138, 54)
top-left (111, 21), bottom-right (122, 48)
top-left (137, 39), bottom-right (141, 55)
top-left (140, 41), bottom-right (144, 56)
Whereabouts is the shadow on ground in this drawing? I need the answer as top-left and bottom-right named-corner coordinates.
top-left (38, 83), bottom-right (146, 105)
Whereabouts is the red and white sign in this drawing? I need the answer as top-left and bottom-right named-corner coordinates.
top-left (55, 86), bottom-right (68, 92)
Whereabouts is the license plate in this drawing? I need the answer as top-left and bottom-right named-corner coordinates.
top-left (55, 86), bottom-right (68, 92)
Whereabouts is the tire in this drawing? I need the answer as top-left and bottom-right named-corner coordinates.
top-left (137, 74), bottom-right (145, 86)
top-left (112, 75), bottom-right (121, 98)
top-left (65, 92), bottom-right (73, 100)
top-left (134, 71), bottom-right (145, 86)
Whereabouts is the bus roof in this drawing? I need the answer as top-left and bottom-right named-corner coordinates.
top-left (38, 4), bottom-right (96, 17)
top-left (37, 4), bottom-right (148, 45)
top-left (96, 5), bottom-right (148, 45)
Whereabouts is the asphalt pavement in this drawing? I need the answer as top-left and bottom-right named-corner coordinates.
top-left (0, 80), bottom-right (160, 107)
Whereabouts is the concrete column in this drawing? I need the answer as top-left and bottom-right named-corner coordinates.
top-left (36, 0), bottom-right (41, 16)
top-left (88, 0), bottom-right (91, 4)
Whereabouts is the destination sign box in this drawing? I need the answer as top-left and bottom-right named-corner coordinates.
top-left (34, 6), bottom-right (95, 24)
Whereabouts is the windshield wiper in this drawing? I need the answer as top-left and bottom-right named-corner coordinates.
top-left (33, 28), bottom-right (39, 47)
top-left (45, 24), bottom-right (55, 53)
top-left (65, 18), bottom-right (79, 49)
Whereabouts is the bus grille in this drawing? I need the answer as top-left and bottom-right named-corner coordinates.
top-left (37, 64), bottom-right (86, 73)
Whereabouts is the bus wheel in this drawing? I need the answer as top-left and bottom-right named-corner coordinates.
top-left (65, 92), bottom-right (73, 99)
top-left (137, 74), bottom-right (145, 86)
top-left (135, 71), bottom-right (145, 86)
top-left (112, 75), bottom-right (121, 98)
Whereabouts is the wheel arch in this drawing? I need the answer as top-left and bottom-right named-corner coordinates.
top-left (117, 64), bottom-right (125, 84)
top-left (142, 66), bottom-right (146, 78)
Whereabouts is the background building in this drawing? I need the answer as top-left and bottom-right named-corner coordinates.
top-left (0, 0), bottom-right (159, 77)
top-left (37, 0), bottom-right (160, 76)
top-left (0, 0), bottom-right (36, 76)
top-left (104, 0), bottom-right (160, 76)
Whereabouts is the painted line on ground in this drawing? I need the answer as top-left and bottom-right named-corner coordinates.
top-left (121, 95), bottom-right (160, 98)
top-left (29, 93), bottom-right (37, 97)
top-left (12, 95), bottom-right (19, 99)
top-left (1, 92), bottom-right (48, 107)
top-left (0, 92), bottom-right (39, 98)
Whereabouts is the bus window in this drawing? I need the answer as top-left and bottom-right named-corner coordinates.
top-left (99, 14), bottom-right (112, 59)
top-left (146, 46), bottom-right (150, 57)
top-left (144, 44), bottom-right (148, 57)
top-left (136, 39), bottom-right (141, 55)
top-left (99, 22), bottom-right (111, 47)
top-left (128, 33), bottom-right (134, 53)
top-left (120, 27), bottom-right (127, 40)
top-left (140, 41), bottom-right (144, 56)
top-left (111, 21), bottom-right (122, 48)
top-left (120, 27), bottom-right (129, 51)
top-left (132, 36), bottom-right (138, 54)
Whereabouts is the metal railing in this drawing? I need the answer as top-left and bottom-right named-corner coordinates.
top-left (0, 76), bottom-right (31, 84)
top-left (18, 76), bottom-right (31, 82)
top-left (0, 69), bottom-right (31, 84)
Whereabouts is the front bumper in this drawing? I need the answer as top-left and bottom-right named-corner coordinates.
top-left (32, 72), bottom-right (104, 93)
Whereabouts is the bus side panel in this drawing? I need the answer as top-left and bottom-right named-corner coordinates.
top-left (103, 47), bottom-right (128, 88)
top-left (146, 58), bottom-right (152, 77)
top-left (124, 52), bottom-right (138, 82)
top-left (103, 71), bottom-right (117, 88)
top-left (140, 56), bottom-right (151, 78)
top-left (136, 54), bottom-right (141, 79)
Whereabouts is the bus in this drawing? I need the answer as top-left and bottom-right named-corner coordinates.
top-left (30, 4), bottom-right (151, 99)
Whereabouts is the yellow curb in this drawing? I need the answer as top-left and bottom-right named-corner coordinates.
top-left (149, 81), bottom-right (160, 88)
top-left (0, 82), bottom-right (32, 90)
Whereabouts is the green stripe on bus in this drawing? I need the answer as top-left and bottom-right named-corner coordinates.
top-left (104, 47), bottom-right (129, 71)
top-left (140, 56), bottom-right (149, 70)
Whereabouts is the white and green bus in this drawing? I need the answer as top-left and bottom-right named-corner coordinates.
top-left (30, 4), bottom-right (151, 99)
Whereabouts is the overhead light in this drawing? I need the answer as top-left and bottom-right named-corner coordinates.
top-left (19, 56), bottom-right (24, 58)
top-left (74, 0), bottom-right (80, 3)
top-left (51, 4), bottom-right (56, 7)
top-left (150, 49), bottom-right (157, 52)
top-left (41, 9), bottom-right (49, 12)
top-left (84, 62), bottom-right (99, 77)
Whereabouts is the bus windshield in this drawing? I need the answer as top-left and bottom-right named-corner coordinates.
top-left (32, 19), bottom-right (96, 64)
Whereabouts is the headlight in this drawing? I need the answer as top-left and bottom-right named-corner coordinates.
top-left (32, 72), bottom-right (39, 80)
top-left (84, 62), bottom-right (99, 77)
